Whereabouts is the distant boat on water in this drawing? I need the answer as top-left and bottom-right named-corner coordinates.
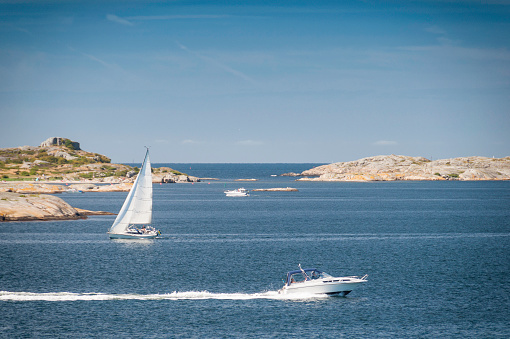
top-left (224, 188), bottom-right (249, 197)
top-left (108, 148), bottom-right (160, 239)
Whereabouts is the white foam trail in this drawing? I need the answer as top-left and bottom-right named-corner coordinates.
top-left (0, 290), bottom-right (326, 302)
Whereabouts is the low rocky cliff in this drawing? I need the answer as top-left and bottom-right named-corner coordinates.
top-left (152, 167), bottom-right (200, 183)
top-left (0, 191), bottom-right (114, 221)
top-left (0, 182), bottom-right (134, 194)
top-left (0, 192), bottom-right (84, 221)
top-left (1, 137), bottom-right (196, 183)
top-left (299, 155), bottom-right (510, 181)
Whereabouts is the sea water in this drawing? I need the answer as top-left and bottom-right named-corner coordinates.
top-left (1, 164), bottom-right (509, 338)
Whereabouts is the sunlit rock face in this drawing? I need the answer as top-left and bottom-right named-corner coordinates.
top-left (299, 155), bottom-right (510, 181)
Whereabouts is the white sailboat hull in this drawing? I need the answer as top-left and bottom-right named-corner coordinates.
top-left (108, 232), bottom-right (158, 239)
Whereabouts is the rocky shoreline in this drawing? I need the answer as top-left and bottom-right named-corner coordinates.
top-left (251, 187), bottom-right (299, 192)
top-left (0, 192), bottom-right (112, 222)
top-left (0, 182), bottom-right (136, 221)
top-left (296, 155), bottom-right (510, 182)
top-left (0, 182), bottom-right (134, 194)
top-left (0, 137), bottom-right (197, 222)
top-left (2, 146), bottom-right (509, 222)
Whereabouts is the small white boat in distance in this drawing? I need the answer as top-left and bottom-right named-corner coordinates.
top-left (224, 188), bottom-right (249, 197)
top-left (279, 265), bottom-right (367, 296)
top-left (65, 188), bottom-right (83, 193)
top-left (108, 148), bottom-right (160, 239)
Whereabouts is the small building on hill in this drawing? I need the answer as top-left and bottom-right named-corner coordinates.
top-left (40, 137), bottom-right (81, 150)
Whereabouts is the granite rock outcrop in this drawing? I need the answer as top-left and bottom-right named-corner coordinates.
top-left (40, 137), bottom-right (81, 150)
top-left (156, 173), bottom-right (200, 183)
top-left (0, 192), bottom-right (84, 221)
top-left (0, 182), bottom-right (134, 194)
top-left (251, 187), bottom-right (299, 192)
top-left (298, 155), bottom-right (510, 181)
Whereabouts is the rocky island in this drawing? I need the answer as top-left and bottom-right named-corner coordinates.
top-left (0, 137), bottom-right (199, 188)
top-left (0, 192), bottom-right (112, 222)
top-left (251, 187), bottom-right (299, 192)
top-left (2, 139), bottom-right (509, 221)
top-left (297, 155), bottom-right (510, 181)
top-left (0, 137), bottom-right (199, 221)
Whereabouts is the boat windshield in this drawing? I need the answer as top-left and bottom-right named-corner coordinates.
top-left (310, 270), bottom-right (332, 280)
top-left (289, 272), bottom-right (308, 283)
top-left (288, 269), bottom-right (332, 284)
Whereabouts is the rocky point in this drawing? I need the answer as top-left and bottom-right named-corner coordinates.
top-left (298, 155), bottom-right (510, 181)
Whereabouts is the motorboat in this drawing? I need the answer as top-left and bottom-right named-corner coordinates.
top-left (279, 265), bottom-right (367, 296)
top-left (224, 188), bottom-right (249, 197)
top-left (108, 148), bottom-right (160, 239)
top-left (64, 188), bottom-right (83, 193)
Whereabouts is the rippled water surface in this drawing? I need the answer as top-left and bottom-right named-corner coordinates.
top-left (1, 164), bottom-right (509, 338)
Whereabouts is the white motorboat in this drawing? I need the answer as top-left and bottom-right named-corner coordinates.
top-left (224, 188), bottom-right (249, 197)
top-left (108, 148), bottom-right (160, 239)
top-left (64, 188), bottom-right (83, 193)
top-left (279, 265), bottom-right (367, 296)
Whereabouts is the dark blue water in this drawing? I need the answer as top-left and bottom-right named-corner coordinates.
top-left (1, 164), bottom-right (509, 338)
top-left (126, 162), bottom-right (326, 181)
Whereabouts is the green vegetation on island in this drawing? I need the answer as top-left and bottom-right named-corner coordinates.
top-left (0, 137), bottom-right (187, 183)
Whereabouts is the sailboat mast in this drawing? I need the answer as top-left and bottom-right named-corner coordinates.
top-left (142, 147), bottom-right (149, 168)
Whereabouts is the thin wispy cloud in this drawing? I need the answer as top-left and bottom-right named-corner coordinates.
top-left (68, 46), bottom-right (128, 73)
top-left (425, 25), bottom-right (446, 36)
top-left (82, 52), bottom-right (113, 68)
top-left (237, 140), bottom-right (264, 146)
top-left (373, 140), bottom-right (398, 146)
top-left (128, 15), bottom-right (230, 20)
top-left (106, 14), bottom-right (134, 26)
top-left (181, 139), bottom-right (201, 145)
top-left (423, 25), bottom-right (459, 46)
top-left (399, 43), bottom-right (510, 61)
top-left (176, 41), bottom-right (257, 85)
top-left (6, 23), bottom-right (31, 35)
top-left (107, 14), bottom-right (228, 26)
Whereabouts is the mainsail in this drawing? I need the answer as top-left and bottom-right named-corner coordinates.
top-left (109, 149), bottom-right (153, 234)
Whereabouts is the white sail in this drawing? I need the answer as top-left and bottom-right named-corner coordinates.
top-left (109, 149), bottom-right (153, 234)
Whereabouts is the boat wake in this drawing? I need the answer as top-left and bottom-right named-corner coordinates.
top-left (0, 290), bottom-right (328, 302)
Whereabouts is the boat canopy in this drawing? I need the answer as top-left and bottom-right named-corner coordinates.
top-left (285, 268), bottom-right (332, 285)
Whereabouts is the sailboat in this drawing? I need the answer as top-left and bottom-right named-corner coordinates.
top-left (108, 148), bottom-right (160, 239)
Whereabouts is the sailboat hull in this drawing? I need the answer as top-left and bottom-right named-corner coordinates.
top-left (108, 232), bottom-right (158, 239)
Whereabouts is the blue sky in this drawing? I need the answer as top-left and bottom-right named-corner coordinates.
top-left (1, 0), bottom-right (509, 163)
